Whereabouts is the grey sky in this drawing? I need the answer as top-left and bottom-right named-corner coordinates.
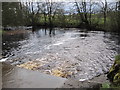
top-left (0, 0), bottom-right (119, 2)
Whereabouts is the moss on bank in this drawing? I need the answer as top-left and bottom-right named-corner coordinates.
top-left (107, 54), bottom-right (120, 86)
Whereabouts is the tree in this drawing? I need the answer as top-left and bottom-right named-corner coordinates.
top-left (101, 0), bottom-right (108, 26)
top-left (2, 2), bottom-right (24, 27)
top-left (75, 0), bottom-right (93, 29)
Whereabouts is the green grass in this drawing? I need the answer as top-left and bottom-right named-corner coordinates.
top-left (91, 17), bottom-right (110, 25)
top-left (101, 83), bottom-right (120, 89)
top-left (0, 30), bottom-right (2, 34)
top-left (115, 54), bottom-right (120, 61)
top-left (0, 30), bottom-right (6, 34)
top-left (101, 83), bottom-right (110, 88)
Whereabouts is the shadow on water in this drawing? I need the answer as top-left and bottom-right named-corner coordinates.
top-left (2, 30), bottom-right (31, 57)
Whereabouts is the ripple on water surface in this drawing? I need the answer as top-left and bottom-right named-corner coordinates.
top-left (2, 28), bottom-right (120, 81)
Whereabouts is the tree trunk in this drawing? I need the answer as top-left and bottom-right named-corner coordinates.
top-left (89, 0), bottom-right (92, 25)
top-left (104, 0), bottom-right (107, 27)
top-left (31, 2), bottom-right (35, 31)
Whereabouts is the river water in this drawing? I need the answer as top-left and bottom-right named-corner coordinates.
top-left (2, 28), bottom-right (120, 81)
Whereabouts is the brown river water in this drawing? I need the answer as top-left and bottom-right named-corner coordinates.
top-left (1, 28), bottom-right (120, 81)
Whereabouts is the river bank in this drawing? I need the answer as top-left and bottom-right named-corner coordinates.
top-left (2, 62), bottom-right (109, 88)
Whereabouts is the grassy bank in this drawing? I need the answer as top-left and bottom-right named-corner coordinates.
top-left (102, 54), bottom-right (120, 89)
top-left (23, 13), bottom-right (120, 32)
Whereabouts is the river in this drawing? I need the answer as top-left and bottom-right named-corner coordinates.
top-left (2, 28), bottom-right (120, 81)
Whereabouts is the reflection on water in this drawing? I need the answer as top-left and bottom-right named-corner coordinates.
top-left (2, 28), bottom-right (120, 81)
top-left (2, 30), bottom-right (31, 57)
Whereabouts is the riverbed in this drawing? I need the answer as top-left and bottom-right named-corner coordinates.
top-left (2, 28), bottom-right (120, 81)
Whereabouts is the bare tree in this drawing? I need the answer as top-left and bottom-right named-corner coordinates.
top-left (74, 0), bottom-right (93, 29)
top-left (99, 0), bottom-right (108, 26)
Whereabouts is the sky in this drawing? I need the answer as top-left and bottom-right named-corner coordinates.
top-left (1, 0), bottom-right (119, 2)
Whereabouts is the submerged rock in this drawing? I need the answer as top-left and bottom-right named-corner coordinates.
top-left (51, 69), bottom-right (72, 78)
top-left (17, 61), bottom-right (42, 70)
top-left (17, 60), bottom-right (73, 78)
